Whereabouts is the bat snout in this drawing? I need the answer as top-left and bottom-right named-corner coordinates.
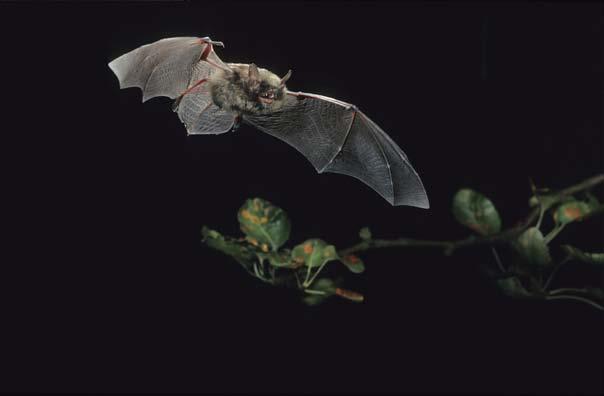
top-left (258, 96), bottom-right (274, 105)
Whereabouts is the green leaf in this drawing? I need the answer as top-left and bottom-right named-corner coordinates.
top-left (496, 276), bottom-right (532, 298)
top-left (201, 226), bottom-right (255, 267)
top-left (340, 254), bottom-right (366, 274)
top-left (302, 278), bottom-right (336, 306)
top-left (359, 227), bottom-right (372, 240)
top-left (561, 245), bottom-right (604, 265)
top-left (452, 189), bottom-right (502, 235)
top-left (553, 201), bottom-right (592, 225)
top-left (256, 250), bottom-right (294, 268)
top-left (303, 294), bottom-right (327, 306)
top-left (238, 198), bottom-right (291, 251)
top-left (309, 278), bottom-right (337, 293)
top-left (513, 227), bottom-right (552, 267)
top-left (291, 239), bottom-right (339, 268)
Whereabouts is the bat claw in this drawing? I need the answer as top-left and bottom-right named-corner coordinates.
top-left (232, 115), bottom-right (242, 132)
top-left (200, 36), bottom-right (225, 47)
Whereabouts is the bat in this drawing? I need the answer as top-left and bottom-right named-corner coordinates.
top-left (108, 37), bottom-right (429, 208)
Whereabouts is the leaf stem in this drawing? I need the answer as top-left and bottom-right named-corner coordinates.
top-left (304, 289), bottom-right (327, 295)
top-left (544, 223), bottom-right (567, 244)
top-left (542, 256), bottom-right (571, 291)
top-left (294, 271), bottom-right (302, 289)
top-left (536, 205), bottom-right (545, 229)
top-left (304, 262), bottom-right (312, 285)
top-left (304, 260), bottom-right (330, 288)
top-left (490, 246), bottom-right (505, 273)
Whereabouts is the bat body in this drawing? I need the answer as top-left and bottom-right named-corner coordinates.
top-left (109, 37), bottom-right (429, 208)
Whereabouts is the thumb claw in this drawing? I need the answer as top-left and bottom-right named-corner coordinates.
top-left (200, 37), bottom-right (225, 47)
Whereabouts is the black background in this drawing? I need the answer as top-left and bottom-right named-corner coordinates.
top-left (1, 1), bottom-right (603, 394)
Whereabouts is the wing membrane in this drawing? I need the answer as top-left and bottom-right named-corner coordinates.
top-left (244, 92), bottom-right (429, 208)
top-left (108, 37), bottom-right (228, 102)
top-left (109, 37), bottom-right (234, 134)
top-left (176, 83), bottom-right (235, 135)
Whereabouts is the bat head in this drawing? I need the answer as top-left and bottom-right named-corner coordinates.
top-left (245, 64), bottom-right (290, 111)
top-left (213, 63), bottom-right (292, 115)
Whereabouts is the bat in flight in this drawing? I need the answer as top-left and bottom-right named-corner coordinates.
top-left (108, 36), bottom-right (429, 208)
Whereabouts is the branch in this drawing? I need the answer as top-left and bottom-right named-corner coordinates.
top-left (555, 173), bottom-right (604, 199)
top-left (546, 295), bottom-right (604, 311)
top-left (340, 174), bottom-right (604, 257)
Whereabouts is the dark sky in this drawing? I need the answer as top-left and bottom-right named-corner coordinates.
top-left (1, 1), bottom-right (603, 393)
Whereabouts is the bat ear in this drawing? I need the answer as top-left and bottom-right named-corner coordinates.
top-left (280, 69), bottom-right (292, 86)
top-left (248, 63), bottom-right (260, 82)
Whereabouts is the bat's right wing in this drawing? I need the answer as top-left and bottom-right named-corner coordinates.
top-left (243, 92), bottom-right (429, 208)
top-left (108, 37), bottom-right (235, 135)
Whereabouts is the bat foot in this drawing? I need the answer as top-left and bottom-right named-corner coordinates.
top-left (231, 115), bottom-right (242, 132)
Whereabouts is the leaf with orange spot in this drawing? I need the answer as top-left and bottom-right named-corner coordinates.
top-left (553, 201), bottom-right (591, 225)
top-left (340, 254), bottom-right (365, 274)
top-left (237, 198), bottom-right (291, 251)
top-left (291, 239), bottom-right (338, 268)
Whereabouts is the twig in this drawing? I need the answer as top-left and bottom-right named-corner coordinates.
top-left (339, 238), bottom-right (453, 256)
top-left (555, 174), bottom-right (604, 198)
top-left (340, 174), bottom-right (604, 257)
top-left (546, 295), bottom-right (604, 311)
top-left (548, 287), bottom-right (588, 295)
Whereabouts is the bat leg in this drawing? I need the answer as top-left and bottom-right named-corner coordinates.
top-left (231, 115), bottom-right (242, 132)
top-left (172, 78), bottom-right (209, 111)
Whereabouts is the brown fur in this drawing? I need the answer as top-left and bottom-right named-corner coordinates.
top-left (209, 63), bottom-right (287, 115)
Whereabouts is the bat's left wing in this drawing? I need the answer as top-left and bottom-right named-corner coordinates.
top-left (108, 37), bottom-right (235, 134)
top-left (243, 92), bottom-right (429, 208)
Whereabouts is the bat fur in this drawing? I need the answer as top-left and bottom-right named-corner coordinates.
top-left (210, 63), bottom-right (287, 114)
